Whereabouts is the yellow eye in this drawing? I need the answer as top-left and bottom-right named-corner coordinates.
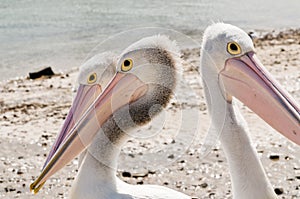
top-left (121, 58), bottom-right (133, 72)
top-left (227, 42), bottom-right (241, 55)
top-left (87, 73), bottom-right (97, 84)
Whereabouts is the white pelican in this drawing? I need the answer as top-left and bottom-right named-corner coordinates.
top-left (30, 35), bottom-right (190, 199)
top-left (42, 51), bottom-right (118, 170)
top-left (200, 23), bottom-right (300, 199)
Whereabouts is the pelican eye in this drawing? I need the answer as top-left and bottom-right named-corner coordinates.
top-left (227, 42), bottom-right (241, 55)
top-left (121, 58), bottom-right (133, 72)
top-left (87, 73), bottom-right (97, 84)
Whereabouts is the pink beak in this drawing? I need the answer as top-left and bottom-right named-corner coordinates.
top-left (42, 84), bottom-right (102, 169)
top-left (30, 72), bottom-right (148, 193)
top-left (220, 52), bottom-right (300, 144)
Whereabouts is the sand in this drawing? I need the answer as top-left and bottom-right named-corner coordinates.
top-left (0, 29), bottom-right (299, 199)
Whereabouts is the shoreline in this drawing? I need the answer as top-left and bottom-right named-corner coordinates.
top-left (1, 27), bottom-right (300, 83)
top-left (0, 28), bottom-right (299, 198)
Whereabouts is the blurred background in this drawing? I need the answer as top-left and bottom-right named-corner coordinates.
top-left (1, 0), bottom-right (300, 81)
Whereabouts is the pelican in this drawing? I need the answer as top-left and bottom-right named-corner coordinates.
top-left (42, 51), bottom-right (118, 170)
top-left (30, 35), bottom-right (190, 199)
top-left (200, 23), bottom-right (300, 199)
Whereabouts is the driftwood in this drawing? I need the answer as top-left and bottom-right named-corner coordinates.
top-left (29, 67), bottom-right (55, 79)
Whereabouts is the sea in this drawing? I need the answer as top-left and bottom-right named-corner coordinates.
top-left (1, 0), bottom-right (300, 81)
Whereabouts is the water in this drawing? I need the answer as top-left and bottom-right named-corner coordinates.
top-left (1, 0), bottom-right (300, 81)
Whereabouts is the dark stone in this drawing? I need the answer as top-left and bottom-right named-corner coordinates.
top-left (17, 170), bottom-right (23, 175)
top-left (128, 154), bottom-right (135, 158)
top-left (41, 134), bottom-right (49, 140)
top-left (137, 181), bottom-right (143, 185)
top-left (122, 171), bottom-right (131, 178)
top-left (29, 67), bottom-right (55, 79)
top-left (9, 188), bottom-right (16, 192)
top-left (269, 154), bottom-right (280, 160)
top-left (148, 170), bottom-right (156, 175)
top-left (200, 182), bottom-right (208, 188)
top-left (274, 188), bottom-right (284, 195)
top-left (284, 156), bottom-right (291, 160)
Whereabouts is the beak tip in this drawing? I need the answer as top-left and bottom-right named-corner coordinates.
top-left (30, 181), bottom-right (45, 194)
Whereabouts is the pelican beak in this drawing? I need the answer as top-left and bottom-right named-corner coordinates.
top-left (220, 52), bottom-right (300, 145)
top-left (42, 84), bottom-right (102, 170)
top-left (30, 72), bottom-right (148, 193)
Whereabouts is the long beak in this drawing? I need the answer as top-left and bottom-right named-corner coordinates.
top-left (42, 84), bottom-right (102, 169)
top-left (220, 52), bottom-right (300, 145)
top-left (30, 72), bottom-right (148, 193)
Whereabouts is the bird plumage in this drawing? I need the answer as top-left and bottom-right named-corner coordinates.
top-left (199, 22), bottom-right (299, 199)
top-left (69, 35), bottom-right (190, 199)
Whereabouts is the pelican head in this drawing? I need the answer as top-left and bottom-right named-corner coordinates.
top-left (201, 23), bottom-right (255, 73)
top-left (30, 35), bottom-right (181, 193)
top-left (77, 52), bottom-right (117, 87)
top-left (200, 23), bottom-right (300, 144)
top-left (40, 52), bottom-right (117, 171)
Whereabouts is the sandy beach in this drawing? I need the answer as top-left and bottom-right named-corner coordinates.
top-left (0, 29), bottom-right (299, 199)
